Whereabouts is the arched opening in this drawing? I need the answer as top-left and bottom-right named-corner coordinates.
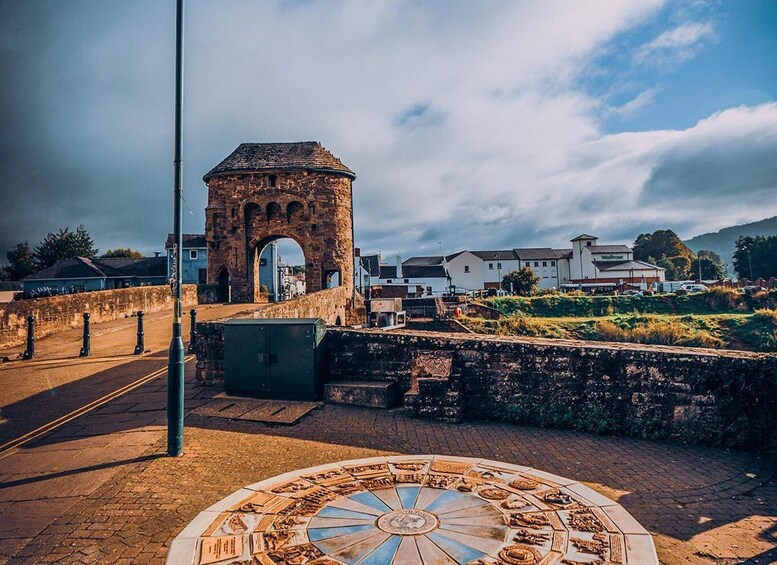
top-left (335, 316), bottom-right (342, 326)
top-left (251, 237), bottom-right (306, 303)
top-left (217, 267), bottom-right (231, 303)
top-left (266, 202), bottom-right (281, 221)
top-left (323, 269), bottom-right (341, 289)
top-left (286, 201), bottom-right (304, 222)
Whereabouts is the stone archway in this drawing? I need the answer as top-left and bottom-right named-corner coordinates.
top-left (203, 142), bottom-right (356, 303)
top-left (247, 234), bottom-right (307, 302)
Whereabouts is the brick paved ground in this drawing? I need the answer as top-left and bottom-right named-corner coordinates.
top-left (0, 359), bottom-right (774, 565)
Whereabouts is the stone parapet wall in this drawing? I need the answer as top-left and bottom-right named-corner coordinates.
top-left (194, 287), bottom-right (360, 386)
top-left (0, 285), bottom-right (198, 349)
top-left (327, 329), bottom-right (777, 449)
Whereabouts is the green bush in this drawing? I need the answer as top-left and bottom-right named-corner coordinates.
top-left (487, 290), bottom-right (777, 318)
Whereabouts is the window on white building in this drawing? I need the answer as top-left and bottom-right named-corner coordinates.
top-left (404, 279), bottom-right (409, 283)
top-left (542, 261), bottom-right (547, 267)
top-left (464, 265), bottom-right (470, 273)
top-left (534, 262), bottom-right (539, 267)
top-left (497, 262), bottom-right (502, 269)
top-left (488, 263), bottom-right (494, 270)
top-left (189, 249), bottom-right (198, 260)
top-left (551, 261), bottom-right (556, 266)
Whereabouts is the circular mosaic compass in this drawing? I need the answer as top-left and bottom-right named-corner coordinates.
top-left (168, 456), bottom-right (658, 565)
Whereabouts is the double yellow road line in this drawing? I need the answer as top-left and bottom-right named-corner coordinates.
top-left (0, 356), bottom-right (192, 458)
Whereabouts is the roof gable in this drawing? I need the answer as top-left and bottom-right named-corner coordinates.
top-left (166, 234), bottom-right (207, 249)
top-left (25, 257), bottom-right (105, 281)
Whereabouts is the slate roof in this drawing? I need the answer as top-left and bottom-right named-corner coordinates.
top-left (471, 250), bottom-right (517, 261)
top-left (25, 257), bottom-right (167, 281)
top-left (512, 248), bottom-right (562, 260)
top-left (554, 248), bottom-right (574, 258)
top-left (571, 234), bottom-right (598, 241)
top-left (203, 142), bottom-right (355, 181)
top-left (590, 245), bottom-right (631, 254)
top-left (379, 265), bottom-right (397, 279)
top-left (95, 257), bottom-right (167, 278)
top-left (26, 258), bottom-right (105, 280)
top-left (359, 254), bottom-right (381, 276)
top-left (166, 234), bottom-right (207, 249)
top-left (402, 265), bottom-right (448, 279)
top-left (594, 260), bottom-right (665, 272)
top-left (403, 256), bottom-right (444, 267)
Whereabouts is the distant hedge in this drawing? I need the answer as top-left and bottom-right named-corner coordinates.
top-left (486, 288), bottom-right (777, 318)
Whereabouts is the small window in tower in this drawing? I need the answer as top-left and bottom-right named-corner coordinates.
top-left (586, 241), bottom-right (592, 246)
top-left (268, 174), bottom-right (277, 187)
top-left (189, 249), bottom-right (198, 260)
top-left (464, 265), bottom-right (470, 273)
top-left (309, 203), bottom-right (316, 215)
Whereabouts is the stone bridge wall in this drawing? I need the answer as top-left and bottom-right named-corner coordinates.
top-left (0, 285), bottom-right (198, 349)
top-left (326, 329), bottom-right (777, 450)
top-left (194, 286), bottom-right (362, 386)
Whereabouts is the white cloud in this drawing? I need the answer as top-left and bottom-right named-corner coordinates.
top-left (636, 21), bottom-right (715, 65)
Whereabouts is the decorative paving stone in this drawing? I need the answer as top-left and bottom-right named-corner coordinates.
top-left (167, 456), bottom-right (659, 565)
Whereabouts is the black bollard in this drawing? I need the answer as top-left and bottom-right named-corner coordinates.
top-left (22, 315), bottom-right (35, 360)
top-left (187, 308), bottom-right (197, 353)
top-left (80, 312), bottom-right (91, 357)
top-left (133, 311), bottom-right (145, 355)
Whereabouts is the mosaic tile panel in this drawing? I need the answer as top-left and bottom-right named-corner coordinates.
top-left (167, 456), bottom-right (659, 565)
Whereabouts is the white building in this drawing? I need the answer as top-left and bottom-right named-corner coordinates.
top-left (356, 253), bottom-right (449, 297)
top-left (393, 234), bottom-right (664, 294)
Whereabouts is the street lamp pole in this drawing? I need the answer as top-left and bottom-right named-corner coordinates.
top-left (167, 0), bottom-right (185, 457)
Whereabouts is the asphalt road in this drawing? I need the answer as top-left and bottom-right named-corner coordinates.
top-left (0, 302), bottom-right (265, 447)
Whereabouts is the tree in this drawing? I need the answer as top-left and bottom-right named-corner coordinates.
top-left (502, 267), bottom-right (539, 296)
top-left (654, 254), bottom-right (692, 281)
top-left (102, 248), bottom-right (143, 258)
top-left (733, 235), bottom-right (777, 280)
top-left (33, 225), bottom-right (98, 269)
top-left (4, 242), bottom-right (37, 280)
top-left (633, 230), bottom-right (693, 263)
top-left (696, 250), bottom-right (725, 280)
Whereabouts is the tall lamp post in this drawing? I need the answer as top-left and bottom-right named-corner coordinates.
top-left (167, 0), bottom-right (185, 457)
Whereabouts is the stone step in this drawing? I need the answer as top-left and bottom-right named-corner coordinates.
top-left (324, 380), bottom-right (400, 409)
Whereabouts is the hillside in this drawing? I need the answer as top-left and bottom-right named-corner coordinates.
top-left (684, 216), bottom-right (777, 273)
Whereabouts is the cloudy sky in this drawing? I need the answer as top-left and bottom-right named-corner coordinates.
top-left (1, 0), bottom-right (776, 263)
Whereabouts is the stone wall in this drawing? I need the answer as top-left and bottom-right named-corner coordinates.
top-left (194, 286), bottom-right (362, 386)
top-left (0, 285), bottom-right (198, 349)
top-left (327, 329), bottom-right (777, 450)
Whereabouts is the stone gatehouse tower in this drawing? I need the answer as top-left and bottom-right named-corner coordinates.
top-left (203, 142), bottom-right (356, 303)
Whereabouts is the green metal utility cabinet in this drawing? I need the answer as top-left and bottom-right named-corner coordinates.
top-left (224, 318), bottom-right (327, 401)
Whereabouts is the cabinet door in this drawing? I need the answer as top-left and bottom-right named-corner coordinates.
top-left (270, 324), bottom-right (314, 397)
top-left (225, 324), bottom-right (271, 395)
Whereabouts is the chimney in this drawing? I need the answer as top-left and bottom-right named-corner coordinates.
top-left (396, 254), bottom-right (403, 278)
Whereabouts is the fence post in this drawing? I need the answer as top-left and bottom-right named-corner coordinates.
top-left (22, 315), bottom-right (35, 360)
top-left (79, 312), bottom-right (91, 357)
top-left (187, 308), bottom-right (197, 353)
top-left (133, 311), bottom-right (145, 355)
